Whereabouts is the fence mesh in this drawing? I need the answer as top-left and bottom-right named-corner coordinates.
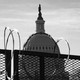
top-left (44, 57), bottom-right (80, 80)
top-left (0, 49), bottom-right (11, 80)
top-left (0, 54), bottom-right (5, 80)
top-left (1, 50), bottom-right (80, 80)
top-left (18, 54), bottom-right (40, 80)
top-left (14, 51), bottom-right (80, 80)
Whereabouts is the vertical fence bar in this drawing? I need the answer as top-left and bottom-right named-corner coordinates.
top-left (40, 56), bottom-right (44, 80)
top-left (0, 49), bottom-right (11, 80)
top-left (6, 50), bottom-right (11, 78)
top-left (14, 50), bottom-right (19, 80)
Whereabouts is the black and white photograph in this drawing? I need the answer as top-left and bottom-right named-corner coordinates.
top-left (0, 0), bottom-right (80, 80)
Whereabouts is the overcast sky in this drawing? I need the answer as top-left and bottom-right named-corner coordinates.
top-left (0, 0), bottom-right (80, 55)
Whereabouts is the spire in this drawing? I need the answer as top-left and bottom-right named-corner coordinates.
top-left (36, 4), bottom-right (45, 33)
top-left (37, 4), bottom-right (43, 20)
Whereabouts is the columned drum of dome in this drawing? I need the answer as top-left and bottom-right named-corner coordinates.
top-left (23, 4), bottom-right (60, 54)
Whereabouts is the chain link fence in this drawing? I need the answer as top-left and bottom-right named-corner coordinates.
top-left (0, 49), bottom-right (11, 80)
top-left (14, 50), bottom-right (80, 80)
top-left (0, 50), bottom-right (80, 80)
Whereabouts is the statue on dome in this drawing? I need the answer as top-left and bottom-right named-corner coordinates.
top-left (39, 4), bottom-right (41, 13)
top-left (37, 4), bottom-right (43, 20)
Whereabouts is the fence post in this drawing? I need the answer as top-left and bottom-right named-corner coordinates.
top-left (14, 50), bottom-right (19, 80)
top-left (40, 56), bottom-right (44, 80)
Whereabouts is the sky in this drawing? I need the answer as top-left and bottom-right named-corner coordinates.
top-left (0, 0), bottom-right (80, 55)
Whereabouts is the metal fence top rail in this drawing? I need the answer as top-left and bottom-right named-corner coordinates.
top-left (14, 50), bottom-right (80, 60)
top-left (0, 49), bottom-right (11, 55)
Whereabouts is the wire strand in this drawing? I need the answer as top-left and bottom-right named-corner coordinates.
top-left (56, 39), bottom-right (70, 66)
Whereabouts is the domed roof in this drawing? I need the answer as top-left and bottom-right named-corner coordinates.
top-left (23, 5), bottom-right (60, 54)
top-left (23, 33), bottom-right (60, 54)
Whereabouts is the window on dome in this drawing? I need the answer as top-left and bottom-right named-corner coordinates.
top-left (49, 47), bottom-right (50, 50)
top-left (39, 47), bottom-right (41, 50)
top-left (46, 46), bottom-right (47, 50)
top-left (33, 47), bottom-right (34, 50)
top-left (36, 47), bottom-right (38, 50)
top-left (43, 46), bottom-right (44, 50)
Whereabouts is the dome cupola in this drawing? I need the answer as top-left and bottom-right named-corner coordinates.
top-left (36, 4), bottom-right (45, 33)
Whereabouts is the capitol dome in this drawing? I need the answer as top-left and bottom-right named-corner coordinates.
top-left (23, 33), bottom-right (60, 53)
top-left (23, 4), bottom-right (60, 54)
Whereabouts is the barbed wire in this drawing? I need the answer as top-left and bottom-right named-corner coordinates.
top-left (56, 38), bottom-right (70, 66)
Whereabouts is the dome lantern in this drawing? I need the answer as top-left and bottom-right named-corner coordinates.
top-left (36, 4), bottom-right (45, 33)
